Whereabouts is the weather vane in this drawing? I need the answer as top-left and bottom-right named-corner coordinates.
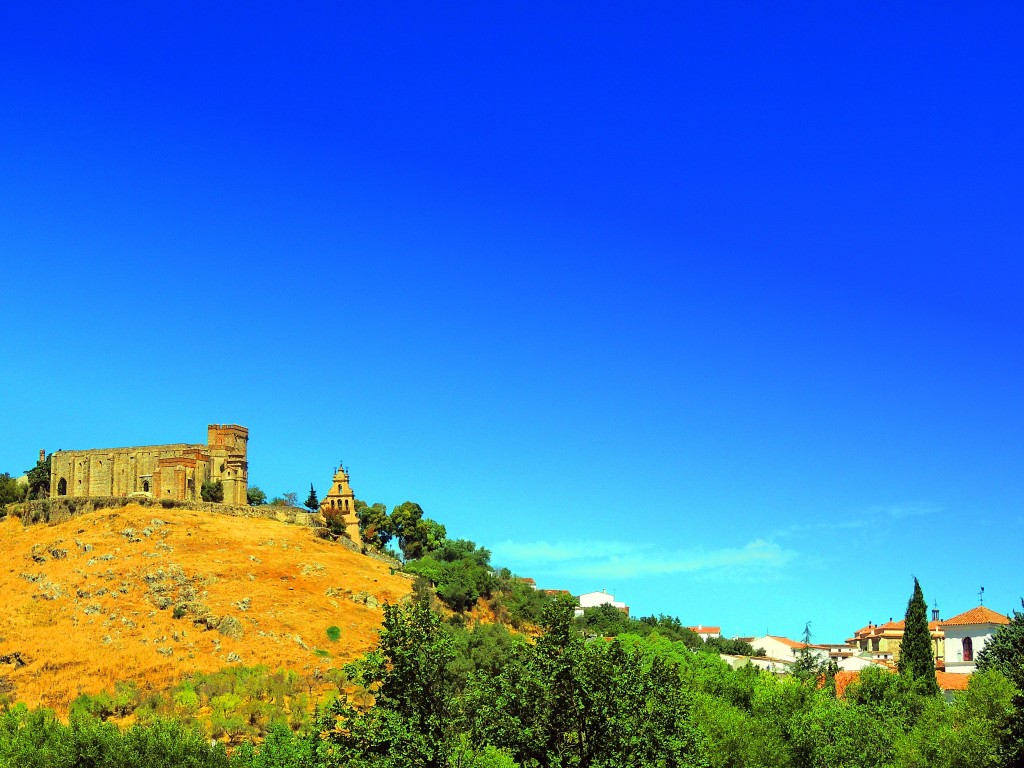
top-left (979, 586), bottom-right (985, 605)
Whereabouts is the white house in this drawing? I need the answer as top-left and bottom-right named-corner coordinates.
top-left (577, 590), bottom-right (629, 618)
top-left (687, 625), bottom-right (721, 641)
top-left (941, 605), bottom-right (1009, 674)
top-left (748, 635), bottom-right (828, 664)
top-left (835, 655), bottom-right (885, 672)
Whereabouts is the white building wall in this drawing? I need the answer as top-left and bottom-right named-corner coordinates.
top-left (943, 625), bottom-right (996, 674)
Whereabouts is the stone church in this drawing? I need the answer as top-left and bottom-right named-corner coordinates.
top-left (49, 424), bottom-right (249, 505)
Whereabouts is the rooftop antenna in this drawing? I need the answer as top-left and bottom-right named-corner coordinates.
top-left (979, 586), bottom-right (985, 605)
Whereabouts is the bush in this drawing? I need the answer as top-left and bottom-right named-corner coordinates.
top-left (326, 626), bottom-right (341, 642)
top-left (201, 480), bottom-right (224, 503)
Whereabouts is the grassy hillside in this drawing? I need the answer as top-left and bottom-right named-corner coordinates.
top-left (0, 504), bottom-right (412, 713)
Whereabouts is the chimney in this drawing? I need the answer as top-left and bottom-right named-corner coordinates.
top-left (39, 449), bottom-right (45, 464)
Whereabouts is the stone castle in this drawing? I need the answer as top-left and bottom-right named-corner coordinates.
top-left (50, 424), bottom-right (249, 505)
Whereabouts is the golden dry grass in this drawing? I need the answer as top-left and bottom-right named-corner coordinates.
top-left (0, 504), bottom-right (411, 713)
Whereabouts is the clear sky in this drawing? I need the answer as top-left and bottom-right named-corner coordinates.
top-left (2, 4), bottom-right (1021, 642)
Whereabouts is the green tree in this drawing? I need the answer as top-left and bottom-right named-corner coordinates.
top-left (201, 479), bottom-right (224, 502)
top-left (0, 472), bottom-right (24, 512)
top-left (355, 499), bottom-right (392, 549)
top-left (389, 501), bottom-right (447, 561)
top-left (977, 599), bottom-right (1024, 767)
top-left (791, 622), bottom-right (822, 684)
top-left (24, 453), bottom-right (51, 499)
top-left (304, 484), bottom-right (319, 513)
top-left (897, 578), bottom-right (939, 695)
top-left (315, 597), bottom-right (457, 768)
top-left (246, 485), bottom-right (267, 506)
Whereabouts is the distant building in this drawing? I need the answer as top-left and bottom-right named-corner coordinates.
top-left (687, 625), bottom-right (721, 641)
top-left (577, 590), bottom-right (629, 618)
top-left (941, 605), bottom-right (1010, 674)
top-left (749, 635), bottom-right (827, 664)
top-left (846, 613), bottom-right (944, 664)
top-left (318, 464), bottom-right (361, 544)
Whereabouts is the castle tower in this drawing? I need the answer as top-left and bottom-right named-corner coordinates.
top-left (207, 424), bottom-right (249, 504)
top-left (319, 463), bottom-right (362, 544)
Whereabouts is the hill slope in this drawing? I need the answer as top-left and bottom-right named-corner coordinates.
top-left (0, 504), bottom-right (411, 712)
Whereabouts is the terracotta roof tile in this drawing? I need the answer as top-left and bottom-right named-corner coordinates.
top-left (941, 605), bottom-right (1010, 627)
top-left (765, 635), bottom-right (808, 649)
top-left (936, 671), bottom-right (970, 691)
top-left (836, 667), bottom-right (970, 697)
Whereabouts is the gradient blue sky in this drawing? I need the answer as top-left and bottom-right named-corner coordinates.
top-left (2, 4), bottom-right (1021, 641)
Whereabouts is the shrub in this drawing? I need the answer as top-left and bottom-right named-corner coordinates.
top-left (201, 480), bottom-right (224, 503)
top-left (326, 626), bottom-right (341, 642)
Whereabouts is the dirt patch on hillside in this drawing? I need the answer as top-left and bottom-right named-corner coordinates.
top-left (0, 504), bottom-right (411, 713)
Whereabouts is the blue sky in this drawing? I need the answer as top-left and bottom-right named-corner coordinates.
top-left (1, 4), bottom-right (1021, 641)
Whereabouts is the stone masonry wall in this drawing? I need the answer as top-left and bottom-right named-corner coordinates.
top-left (9, 497), bottom-right (328, 533)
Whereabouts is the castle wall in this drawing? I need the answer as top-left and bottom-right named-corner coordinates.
top-left (50, 425), bottom-right (247, 504)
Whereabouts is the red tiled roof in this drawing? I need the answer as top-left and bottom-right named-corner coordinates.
top-left (936, 672), bottom-right (970, 691)
top-left (941, 605), bottom-right (1010, 627)
top-left (835, 668), bottom-right (970, 698)
top-left (765, 635), bottom-right (808, 649)
top-left (834, 671), bottom-right (860, 698)
top-left (687, 626), bottom-right (721, 634)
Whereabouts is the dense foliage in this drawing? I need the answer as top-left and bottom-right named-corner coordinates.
top-left (977, 600), bottom-right (1024, 767)
top-left (20, 454), bottom-right (51, 500)
top-left (0, 473), bottom-right (24, 514)
top-left (1, 595), bottom-right (1019, 767)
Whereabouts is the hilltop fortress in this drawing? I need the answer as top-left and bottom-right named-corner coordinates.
top-left (49, 424), bottom-right (249, 505)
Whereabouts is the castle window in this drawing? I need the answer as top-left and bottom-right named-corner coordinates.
top-left (57, 478), bottom-right (67, 496)
top-left (962, 637), bottom-right (973, 662)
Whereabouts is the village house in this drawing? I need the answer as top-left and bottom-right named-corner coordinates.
top-left (940, 605), bottom-right (1010, 674)
top-left (846, 610), bottom-right (944, 664)
top-left (687, 625), bottom-right (721, 641)
top-left (576, 590), bottom-right (629, 618)
top-left (748, 635), bottom-right (829, 665)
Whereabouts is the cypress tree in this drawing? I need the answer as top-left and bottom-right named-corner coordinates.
top-left (304, 483), bottom-right (320, 513)
top-left (897, 577), bottom-right (939, 694)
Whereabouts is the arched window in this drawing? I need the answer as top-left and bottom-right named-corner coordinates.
top-left (962, 636), bottom-right (973, 662)
top-left (143, 480), bottom-right (150, 493)
top-left (330, 499), bottom-right (335, 508)
top-left (343, 499), bottom-right (349, 511)
top-left (57, 478), bottom-right (67, 496)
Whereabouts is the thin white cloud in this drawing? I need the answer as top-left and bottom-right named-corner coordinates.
top-left (774, 501), bottom-right (943, 538)
top-left (491, 538), bottom-right (795, 581)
